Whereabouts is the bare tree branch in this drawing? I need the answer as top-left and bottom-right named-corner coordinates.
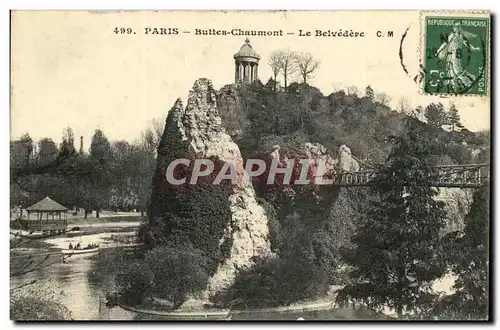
top-left (275, 49), bottom-right (297, 90)
top-left (268, 52), bottom-right (282, 85)
top-left (375, 92), bottom-right (392, 107)
top-left (10, 279), bottom-right (39, 292)
top-left (347, 85), bottom-right (359, 96)
top-left (294, 52), bottom-right (320, 85)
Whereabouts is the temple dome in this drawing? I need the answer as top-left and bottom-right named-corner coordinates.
top-left (233, 38), bottom-right (260, 60)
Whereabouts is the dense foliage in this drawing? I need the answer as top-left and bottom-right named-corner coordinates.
top-left (12, 78), bottom-right (489, 315)
top-left (142, 156), bottom-right (234, 276)
top-left (450, 185), bottom-right (489, 318)
top-left (88, 244), bottom-right (210, 309)
top-left (10, 278), bottom-right (72, 320)
top-left (10, 125), bottom-right (159, 217)
top-left (335, 119), bottom-right (449, 318)
top-left (220, 82), bottom-right (486, 168)
top-left (431, 185), bottom-right (490, 319)
top-left (215, 81), bottom-right (488, 310)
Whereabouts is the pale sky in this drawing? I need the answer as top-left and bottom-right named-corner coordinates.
top-left (11, 10), bottom-right (490, 151)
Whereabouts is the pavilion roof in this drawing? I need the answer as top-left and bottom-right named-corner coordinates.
top-left (26, 196), bottom-right (69, 212)
top-left (234, 38), bottom-right (260, 59)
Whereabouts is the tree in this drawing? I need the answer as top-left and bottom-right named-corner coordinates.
top-left (336, 119), bottom-right (449, 318)
top-left (20, 133), bottom-right (34, 166)
top-left (365, 85), bottom-right (374, 100)
top-left (109, 140), bottom-right (134, 211)
top-left (88, 129), bottom-right (112, 218)
top-left (375, 92), bottom-right (391, 106)
top-left (59, 127), bottom-right (76, 159)
top-left (332, 83), bottom-right (343, 93)
top-left (276, 49), bottom-right (297, 91)
top-left (129, 145), bottom-right (155, 216)
top-left (397, 97), bottom-right (411, 115)
top-left (268, 51), bottom-right (282, 84)
top-left (145, 244), bottom-right (209, 309)
top-left (294, 52), bottom-right (320, 85)
top-left (447, 104), bottom-right (463, 132)
top-left (140, 117), bottom-right (165, 154)
top-left (445, 185), bottom-right (489, 319)
top-left (37, 138), bottom-right (58, 166)
top-left (62, 127), bottom-right (75, 148)
top-left (90, 129), bottom-right (112, 162)
top-left (10, 131), bottom-right (91, 215)
top-left (347, 85), bottom-right (359, 96)
top-left (424, 103), bottom-right (446, 128)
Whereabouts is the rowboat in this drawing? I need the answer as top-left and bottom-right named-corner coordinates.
top-left (61, 247), bottom-right (99, 256)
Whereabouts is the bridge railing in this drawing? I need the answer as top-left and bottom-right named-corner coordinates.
top-left (432, 164), bottom-right (488, 188)
top-left (330, 170), bottom-right (377, 186)
top-left (329, 164), bottom-right (489, 188)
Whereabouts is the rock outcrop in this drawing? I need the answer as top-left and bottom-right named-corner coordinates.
top-left (436, 188), bottom-right (473, 234)
top-left (338, 144), bottom-right (360, 172)
top-left (149, 79), bottom-right (364, 304)
top-left (256, 142), bottom-right (359, 234)
top-left (151, 78), bottom-right (274, 299)
top-left (216, 84), bottom-right (245, 139)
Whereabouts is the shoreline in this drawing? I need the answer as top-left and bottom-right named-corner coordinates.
top-left (117, 298), bottom-right (393, 320)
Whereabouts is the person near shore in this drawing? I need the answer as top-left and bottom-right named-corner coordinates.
top-left (68, 243), bottom-right (73, 250)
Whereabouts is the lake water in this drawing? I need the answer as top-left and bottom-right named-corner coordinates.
top-left (10, 228), bottom-right (456, 321)
top-left (11, 229), bottom-right (138, 320)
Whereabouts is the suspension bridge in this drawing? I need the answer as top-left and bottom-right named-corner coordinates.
top-left (332, 163), bottom-right (489, 188)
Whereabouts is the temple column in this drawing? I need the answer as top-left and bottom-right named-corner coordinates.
top-left (235, 61), bottom-right (239, 82)
top-left (239, 63), bottom-right (243, 83)
top-left (247, 63), bottom-right (251, 83)
top-left (255, 64), bottom-right (258, 82)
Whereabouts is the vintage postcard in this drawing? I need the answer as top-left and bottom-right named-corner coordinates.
top-left (10, 10), bottom-right (491, 321)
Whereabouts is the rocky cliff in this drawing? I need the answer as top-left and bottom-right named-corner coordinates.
top-left (150, 78), bottom-right (274, 298)
top-left (149, 79), bottom-right (365, 305)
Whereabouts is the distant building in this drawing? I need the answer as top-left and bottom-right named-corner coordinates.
top-left (234, 38), bottom-right (260, 84)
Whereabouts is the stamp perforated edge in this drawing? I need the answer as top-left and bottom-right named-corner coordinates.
top-left (418, 10), bottom-right (491, 97)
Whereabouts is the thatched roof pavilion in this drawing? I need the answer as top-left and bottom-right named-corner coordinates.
top-left (26, 196), bottom-right (68, 231)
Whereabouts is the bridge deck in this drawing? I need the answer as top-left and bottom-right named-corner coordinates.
top-left (331, 164), bottom-right (489, 188)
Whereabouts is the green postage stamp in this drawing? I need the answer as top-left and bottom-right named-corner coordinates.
top-left (424, 15), bottom-right (490, 96)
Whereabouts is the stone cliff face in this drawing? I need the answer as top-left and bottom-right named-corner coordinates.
top-left (259, 142), bottom-right (359, 202)
top-left (216, 84), bottom-right (244, 140)
top-left (150, 78), bottom-right (274, 298)
top-left (250, 141), bottom-right (361, 256)
top-left (150, 80), bottom-right (364, 303)
top-left (437, 188), bottom-right (473, 234)
top-left (338, 144), bottom-right (360, 172)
